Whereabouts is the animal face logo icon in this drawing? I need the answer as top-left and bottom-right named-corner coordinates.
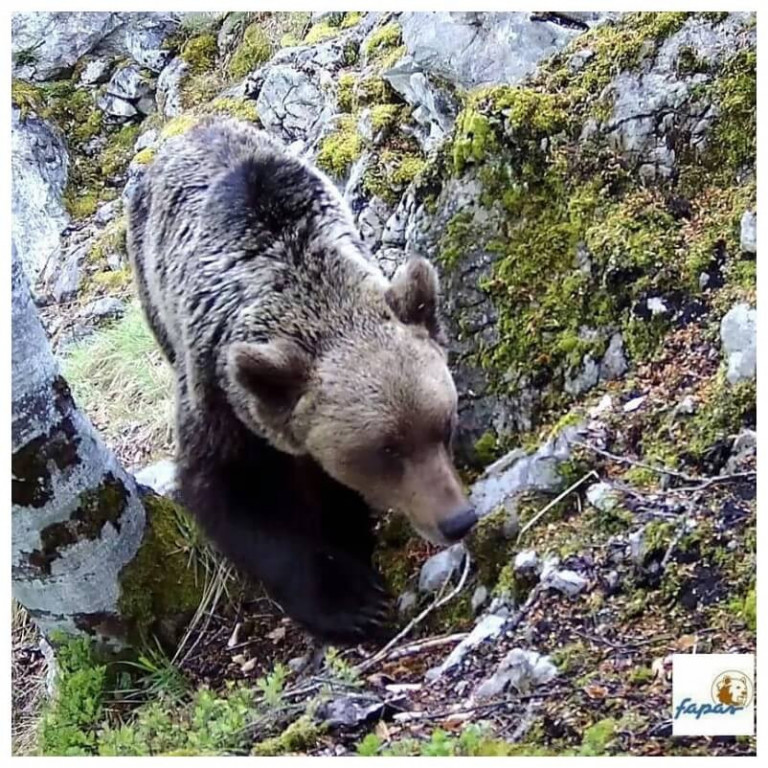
top-left (711, 671), bottom-right (753, 709)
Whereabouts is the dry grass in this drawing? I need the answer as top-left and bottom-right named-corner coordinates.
top-left (11, 602), bottom-right (48, 755)
top-left (62, 301), bottom-right (175, 470)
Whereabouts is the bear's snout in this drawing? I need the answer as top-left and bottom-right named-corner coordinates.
top-left (438, 507), bottom-right (478, 542)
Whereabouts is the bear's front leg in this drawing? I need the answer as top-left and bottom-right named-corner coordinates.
top-left (186, 484), bottom-right (391, 644)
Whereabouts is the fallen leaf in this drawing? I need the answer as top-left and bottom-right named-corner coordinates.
top-left (227, 622), bottom-right (242, 649)
top-left (584, 684), bottom-right (608, 699)
top-left (676, 635), bottom-right (698, 651)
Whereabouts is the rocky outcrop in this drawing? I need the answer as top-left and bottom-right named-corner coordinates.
top-left (399, 12), bottom-right (611, 89)
top-left (12, 12), bottom-right (179, 81)
top-left (11, 109), bottom-right (69, 283)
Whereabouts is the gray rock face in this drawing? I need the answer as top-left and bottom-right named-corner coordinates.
top-left (156, 57), bottom-right (188, 118)
top-left (514, 549), bottom-right (540, 576)
top-left (471, 585), bottom-right (489, 613)
top-left (565, 355), bottom-right (599, 397)
top-left (397, 590), bottom-right (418, 616)
top-left (606, 14), bottom-right (755, 176)
top-left (418, 543), bottom-right (466, 592)
top-left (586, 482), bottom-right (620, 513)
top-left (107, 63), bottom-right (153, 102)
top-left (357, 197), bottom-right (393, 251)
top-left (12, 12), bottom-right (178, 80)
top-left (720, 303), bottom-right (756, 384)
top-left (318, 694), bottom-right (391, 729)
top-left (95, 199), bottom-right (120, 226)
top-left (79, 297), bottom-right (125, 321)
top-left (97, 93), bottom-right (139, 121)
top-left (116, 13), bottom-right (178, 72)
top-left (473, 648), bottom-right (557, 700)
top-left (134, 459), bottom-right (177, 498)
top-left (80, 58), bottom-right (112, 85)
top-left (399, 12), bottom-right (602, 89)
top-left (12, 12), bottom-right (122, 80)
top-left (256, 66), bottom-right (332, 143)
top-left (628, 529), bottom-right (646, 565)
top-left (406, 176), bottom-right (516, 455)
top-left (470, 424), bottom-right (584, 518)
top-left (11, 110), bottom-right (69, 284)
top-left (541, 561), bottom-right (589, 597)
top-left (599, 333), bottom-right (628, 381)
top-left (50, 244), bottom-right (83, 303)
top-left (382, 56), bottom-right (458, 153)
top-left (270, 37), bottom-right (358, 72)
top-left (740, 210), bottom-right (756, 254)
top-left (725, 429), bottom-right (757, 474)
top-left (99, 63), bottom-right (155, 120)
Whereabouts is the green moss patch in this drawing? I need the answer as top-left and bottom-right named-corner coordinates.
top-left (180, 33), bottom-right (218, 74)
top-left (426, 13), bottom-right (756, 427)
top-left (316, 115), bottom-right (363, 178)
top-left (117, 493), bottom-right (203, 642)
top-left (362, 144), bottom-right (426, 205)
top-left (228, 23), bottom-right (272, 80)
top-left (364, 22), bottom-right (403, 63)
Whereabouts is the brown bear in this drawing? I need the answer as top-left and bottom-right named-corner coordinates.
top-left (126, 117), bottom-right (476, 643)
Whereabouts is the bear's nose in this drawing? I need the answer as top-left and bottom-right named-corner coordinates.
top-left (439, 507), bottom-right (478, 542)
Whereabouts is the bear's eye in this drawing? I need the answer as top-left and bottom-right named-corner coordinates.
top-left (381, 443), bottom-right (402, 461)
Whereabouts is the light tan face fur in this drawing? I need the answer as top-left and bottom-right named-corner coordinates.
top-left (301, 325), bottom-right (469, 546)
top-left (226, 257), bottom-right (474, 546)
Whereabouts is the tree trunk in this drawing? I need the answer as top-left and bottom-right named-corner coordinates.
top-left (11, 240), bottom-right (199, 648)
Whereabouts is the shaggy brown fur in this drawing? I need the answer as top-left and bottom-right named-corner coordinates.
top-left (127, 118), bottom-right (475, 642)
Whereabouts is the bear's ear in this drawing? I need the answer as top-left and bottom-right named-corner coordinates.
top-left (227, 339), bottom-right (310, 412)
top-left (385, 257), bottom-right (445, 343)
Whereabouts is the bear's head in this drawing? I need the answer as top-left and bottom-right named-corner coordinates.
top-left (227, 257), bottom-right (477, 546)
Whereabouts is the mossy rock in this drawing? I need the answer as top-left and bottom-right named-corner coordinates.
top-left (316, 115), bottom-right (363, 178)
top-left (251, 716), bottom-right (324, 756)
top-left (466, 506), bottom-right (517, 587)
top-left (424, 11), bottom-right (756, 437)
top-left (199, 97), bottom-right (259, 123)
top-left (228, 23), bottom-right (272, 80)
top-left (180, 33), bottom-right (218, 74)
top-left (117, 491), bottom-right (204, 646)
top-left (303, 21), bottom-right (342, 46)
top-left (364, 22), bottom-right (403, 63)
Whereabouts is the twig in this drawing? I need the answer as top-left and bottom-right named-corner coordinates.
top-left (355, 553), bottom-right (472, 674)
top-left (385, 632), bottom-right (469, 661)
top-left (572, 440), bottom-right (756, 488)
top-left (517, 470), bottom-right (599, 542)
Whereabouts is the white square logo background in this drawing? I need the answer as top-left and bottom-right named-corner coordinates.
top-left (672, 654), bottom-right (755, 736)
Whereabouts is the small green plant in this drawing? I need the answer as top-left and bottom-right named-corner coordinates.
top-left (323, 647), bottom-right (361, 686)
top-left (122, 639), bottom-right (190, 703)
top-left (37, 635), bottom-right (108, 755)
top-left (357, 733), bottom-right (382, 756)
top-left (256, 662), bottom-right (289, 707)
top-left (180, 33), bottom-right (219, 74)
top-left (579, 718), bottom-right (617, 756)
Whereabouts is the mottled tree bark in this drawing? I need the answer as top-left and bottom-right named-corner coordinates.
top-left (11, 241), bottom-right (196, 647)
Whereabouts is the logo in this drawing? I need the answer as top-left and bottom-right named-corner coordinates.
top-left (672, 654), bottom-right (755, 736)
top-left (712, 670), bottom-right (754, 709)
